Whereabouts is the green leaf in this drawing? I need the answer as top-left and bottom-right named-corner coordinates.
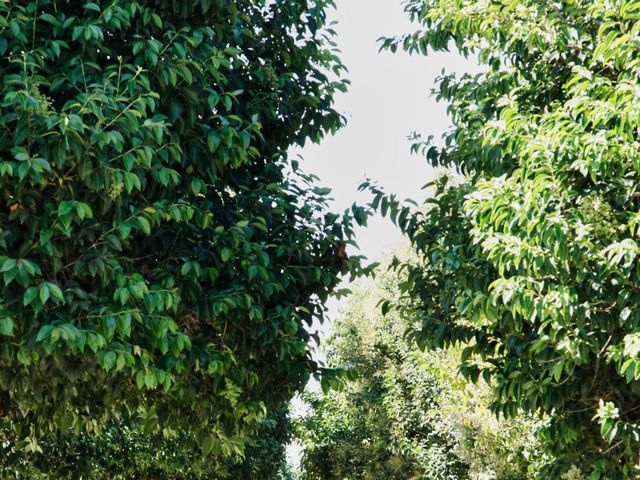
top-left (35, 325), bottom-right (54, 342)
top-left (39, 284), bottom-right (50, 304)
top-left (144, 372), bottom-right (156, 389)
top-left (1, 258), bottom-right (16, 273)
top-left (220, 248), bottom-right (232, 262)
top-left (137, 217), bottom-right (151, 235)
top-left (381, 300), bottom-right (391, 316)
top-left (100, 351), bottom-right (117, 372)
top-left (83, 2), bottom-right (101, 12)
top-left (0, 317), bottom-right (14, 336)
top-left (136, 370), bottom-right (145, 389)
top-left (23, 287), bottom-right (38, 306)
top-left (117, 315), bottom-right (132, 338)
top-left (248, 265), bottom-right (258, 280)
top-left (47, 283), bottom-right (64, 302)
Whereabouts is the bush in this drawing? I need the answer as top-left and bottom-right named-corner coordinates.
top-left (0, 0), bottom-right (363, 460)
top-left (370, 0), bottom-right (640, 475)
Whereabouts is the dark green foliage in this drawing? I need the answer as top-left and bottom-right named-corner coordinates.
top-left (0, 0), bottom-right (365, 458)
top-left (0, 406), bottom-right (294, 479)
top-left (368, 0), bottom-right (640, 477)
top-left (226, 406), bottom-right (295, 479)
top-left (0, 424), bottom-right (210, 479)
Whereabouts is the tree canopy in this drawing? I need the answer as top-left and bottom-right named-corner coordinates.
top-left (0, 0), bottom-right (365, 458)
top-left (367, 0), bottom-right (640, 476)
top-left (0, 406), bottom-right (295, 479)
top-left (296, 255), bottom-right (542, 480)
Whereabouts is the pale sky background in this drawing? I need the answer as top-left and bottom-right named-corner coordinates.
top-left (288, 0), bottom-right (479, 468)
top-left (291, 0), bottom-right (479, 333)
top-left (292, 0), bottom-right (479, 266)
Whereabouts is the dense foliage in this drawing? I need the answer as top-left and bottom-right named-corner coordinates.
top-left (367, 0), bottom-right (640, 477)
top-left (225, 406), bottom-right (296, 480)
top-left (0, 406), bottom-right (295, 479)
top-left (0, 0), bottom-right (365, 459)
top-left (296, 258), bottom-right (542, 480)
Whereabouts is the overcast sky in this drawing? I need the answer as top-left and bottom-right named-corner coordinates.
top-left (290, 0), bottom-right (479, 337)
top-left (293, 0), bottom-right (478, 262)
top-left (288, 0), bottom-right (479, 467)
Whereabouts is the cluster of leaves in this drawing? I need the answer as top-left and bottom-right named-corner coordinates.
top-left (225, 405), bottom-right (297, 480)
top-left (0, 406), bottom-right (295, 479)
top-left (0, 423), bottom-right (213, 479)
top-left (295, 256), bottom-right (542, 480)
top-left (369, 0), bottom-right (640, 476)
top-left (0, 0), bottom-right (368, 463)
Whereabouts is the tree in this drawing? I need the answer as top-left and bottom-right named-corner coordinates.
top-left (0, 405), bottom-right (295, 479)
top-left (296, 256), bottom-right (541, 480)
top-left (225, 405), bottom-right (296, 480)
top-left (0, 0), bottom-right (365, 458)
top-left (369, 0), bottom-right (640, 476)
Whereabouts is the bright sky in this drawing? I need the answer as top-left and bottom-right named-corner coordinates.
top-left (290, 0), bottom-right (479, 339)
top-left (293, 0), bottom-right (478, 263)
top-left (287, 0), bottom-right (478, 468)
